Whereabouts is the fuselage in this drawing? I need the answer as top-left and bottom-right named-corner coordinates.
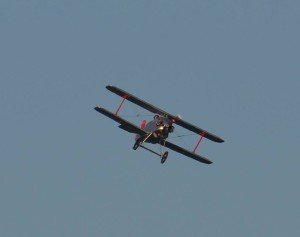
top-left (137, 116), bottom-right (174, 144)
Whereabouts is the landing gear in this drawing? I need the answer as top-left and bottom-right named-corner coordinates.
top-left (133, 140), bottom-right (141, 150)
top-left (133, 133), bottom-right (153, 150)
top-left (133, 135), bottom-right (169, 164)
top-left (161, 151), bottom-right (168, 164)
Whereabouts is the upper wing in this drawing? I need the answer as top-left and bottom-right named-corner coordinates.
top-left (173, 119), bottom-right (224, 143)
top-left (161, 140), bottom-right (213, 164)
top-left (106, 85), bottom-right (168, 115)
top-left (94, 107), bottom-right (148, 136)
top-left (106, 85), bottom-right (224, 143)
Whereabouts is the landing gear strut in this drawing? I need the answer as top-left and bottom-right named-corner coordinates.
top-left (133, 133), bottom-right (153, 151)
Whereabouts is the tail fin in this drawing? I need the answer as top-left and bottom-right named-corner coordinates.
top-left (135, 120), bottom-right (147, 141)
top-left (140, 120), bottom-right (146, 129)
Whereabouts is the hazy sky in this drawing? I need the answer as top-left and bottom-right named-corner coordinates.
top-left (1, 1), bottom-right (299, 236)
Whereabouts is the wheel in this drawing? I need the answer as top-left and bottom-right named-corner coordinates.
top-left (161, 151), bottom-right (168, 164)
top-left (133, 140), bottom-right (140, 150)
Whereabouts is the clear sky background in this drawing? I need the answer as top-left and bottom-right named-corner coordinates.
top-left (1, 1), bottom-right (299, 236)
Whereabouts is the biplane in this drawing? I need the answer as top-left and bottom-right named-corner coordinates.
top-left (94, 85), bottom-right (224, 164)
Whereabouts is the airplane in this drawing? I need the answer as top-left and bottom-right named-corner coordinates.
top-left (94, 85), bottom-right (224, 164)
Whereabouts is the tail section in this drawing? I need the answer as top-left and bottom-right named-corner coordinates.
top-left (135, 120), bottom-right (147, 140)
top-left (140, 120), bottom-right (146, 129)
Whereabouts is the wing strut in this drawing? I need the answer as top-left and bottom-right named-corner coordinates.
top-left (115, 94), bottom-right (128, 116)
top-left (193, 131), bottom-right (206, 153)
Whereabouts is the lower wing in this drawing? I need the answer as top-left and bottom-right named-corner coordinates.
top-left (161, 140), bottom-right (213, 164)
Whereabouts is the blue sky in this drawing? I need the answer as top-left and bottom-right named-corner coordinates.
top-left (1, 1), bottom-right (299, 236)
